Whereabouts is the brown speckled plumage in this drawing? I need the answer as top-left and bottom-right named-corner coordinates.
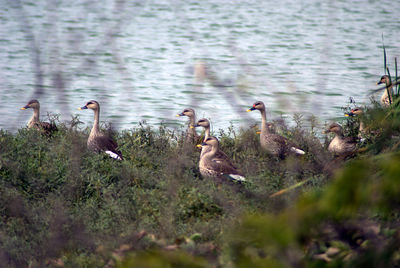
top-left (325, 123), bottom-right (357, 155)
top-left (21, 99), bottom-right (58, 135)
top-left (79, 100), bottom-right (123, 160)
top-left (247, 101), bottom-right (305, 158)
top-left (198, 137), bottom-right (246, 182)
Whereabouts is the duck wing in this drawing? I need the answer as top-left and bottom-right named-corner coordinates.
top-left (90, 135), bottom-right (123, 160)
top-left (32, 121), bottom-right (58, 135)
top-left (343, 136), bottom-right (358, 144)
top-left (40, 122), bottom-right (57, 131)
top-left (343, 136), bottom-right (358, 153)
top-left (272, 134), bottom-right (305, 154)
top-left (270, 133), bottom-right (286, 144)
top-left (209, 156), bottom-right (245, 182)
top-left (215, 150), bottom-right (232, 161)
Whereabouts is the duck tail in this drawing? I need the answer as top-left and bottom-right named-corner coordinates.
top-left (290, 147), bottom-right (305, 155)
top-left (105, 150), bottom-right (123, 160)
top-left (225, 174), bottom-right (246, 182)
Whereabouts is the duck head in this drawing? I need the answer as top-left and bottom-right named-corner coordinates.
top-left (79, 100), bottom-right (99, 111)
top-left (247, 101), bottom-right (265, 112)
top-left (21, 99), bottom-right (40, 110)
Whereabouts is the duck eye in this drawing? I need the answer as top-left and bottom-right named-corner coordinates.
top-left (183, 109), bottom-right (189, 113)
top-left (255, 102), bottom-right (260, 106)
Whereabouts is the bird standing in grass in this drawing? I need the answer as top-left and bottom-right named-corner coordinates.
top-left (176, 108), bottom-right (199, 144)
top-left (345, 107), bottom-right (366, 139)
top-left (20, 99), bottom-right (58, 135)
top-left (324, 123), bottom-right (357, 155)
top-left (197, 136), bottom-right (246, 183)
top-left (377, 75), bottom-right (393, 107)
top-left (79, 100), bottom-right (123, 160)
top-left (193, 118), bottom-right (231, 160)
top-left (247, 101), bottom-right (305, 158)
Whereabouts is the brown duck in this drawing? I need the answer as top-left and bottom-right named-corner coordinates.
top-left (324, 123), bottom-right (357, 155)
top-left (176, 108), bottom-right (199, 144)
top-left (247, 101), bottom-right (305, 158)
top-left (79, 100), bottom-right (123, 160)
top-left (345, 107), bottom-right (366, 138)
top-left (193, 118), bottom-right (231, 160)
top-left (20, 99), bottom-right (58, 134)
top-left (197, 136), bottom-right (246, 182)
top-left (377, 75), bottom-right (393, 107)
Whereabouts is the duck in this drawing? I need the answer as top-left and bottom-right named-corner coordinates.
top-left (176, 108), bottom-right (199, 144)
top-left (79, 100), bottom-right (123, 160)
top-left (345, 107), bottom-right (366, 138)
top-left (377, 75), bottom-right (393, 106)
top-left (324, 123), bottom-right (357, 155)
top-left (20, 99), bottom-right (58, 134)
top-left (247, 101), bottom-right (305, 158)
top-left (197, 136), bottom-right (246, 183)
top-left (192, 118), bottom-right (232, 160)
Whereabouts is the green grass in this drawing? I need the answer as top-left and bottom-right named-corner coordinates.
top-left (1, 103), bottom-right (400, 267)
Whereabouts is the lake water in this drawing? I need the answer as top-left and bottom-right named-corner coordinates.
top-left (1, 0), bottom-right (399, 132)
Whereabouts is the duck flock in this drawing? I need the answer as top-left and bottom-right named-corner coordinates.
top-left (19, 75), bottom-right (393, 184)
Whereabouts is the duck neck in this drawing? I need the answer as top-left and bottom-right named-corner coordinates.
top-left (260, 108), bottom-right (269, 134)
top-left (90, 108), bottom-right (100, 137)
top-left (187, 115), bottom-right (197, 138)
top-left (28, 107), bottom-right (40, 127)
top-left (189, 115), bottom-right (196, 127)
top-left (383, 83), bottom-right (393, 96)
top-left (204, 126), bottom-right (210, 141)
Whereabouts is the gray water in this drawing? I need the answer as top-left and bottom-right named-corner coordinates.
top-left (1, 0), bottom-right (399, 132)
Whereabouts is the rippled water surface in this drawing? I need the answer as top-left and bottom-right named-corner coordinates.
top-left (0, 0), bottom-right (399, 131)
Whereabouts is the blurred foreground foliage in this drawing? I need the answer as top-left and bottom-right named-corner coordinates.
top-left (1, 103), bottom-right (400, 267)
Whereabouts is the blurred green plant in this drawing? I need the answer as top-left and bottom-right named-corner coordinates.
top-left (1, 101), bottom-right (400, 267)
top-left (225, 151), bottom-right (400, 267)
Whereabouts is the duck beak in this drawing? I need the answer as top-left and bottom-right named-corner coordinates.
top-left (246, 107), bottom-right (256, 112)
top-left (376, 81), bottom-right (383, 85)
top-left (78, 106), bottom-right (88, 110)
top-left (20, 105), bottom-right (29, 110)
top-left (176, 112), bottom-right (184, 117)
top-left (196, 144), bottom-right (202, 148)
top-left (190, 125), bottom-right (195, 129)
top-left (345, 112), bottom-right (354, 117)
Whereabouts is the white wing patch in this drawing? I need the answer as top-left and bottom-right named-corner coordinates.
top-left (105, 150), bottom-right (122, 160)
top-left (290, 147), bottom-right (305, 155)
top-left (227, 174), bottom-right (246, 182)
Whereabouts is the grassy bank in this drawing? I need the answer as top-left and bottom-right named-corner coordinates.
top-left (1, 103), bottom-right (400, 267)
